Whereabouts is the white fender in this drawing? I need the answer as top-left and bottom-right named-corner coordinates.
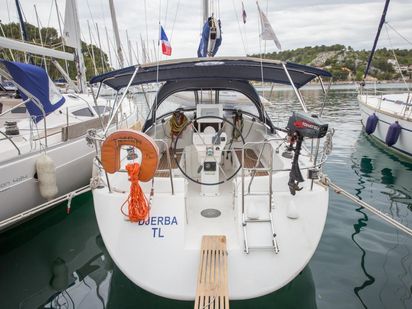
top-left (36, 154), bottom-right (58, 200)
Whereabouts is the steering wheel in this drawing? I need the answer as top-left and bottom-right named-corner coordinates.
top-left (173, 115), bottom-right (245, 185)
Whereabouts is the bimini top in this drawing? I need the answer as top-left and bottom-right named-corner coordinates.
top-left (89, 57), bottom-right (331, 91)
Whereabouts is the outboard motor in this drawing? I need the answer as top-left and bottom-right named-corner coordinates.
top-left (286, 112), bottom-right (328, 195)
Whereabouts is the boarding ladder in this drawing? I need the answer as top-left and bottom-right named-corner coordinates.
top-left (240, 140), bottom-right (279, 254)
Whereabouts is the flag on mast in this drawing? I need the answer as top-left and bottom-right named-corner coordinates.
top-left (160, 25), bottom-right (172, 56)
top-left (256, 1), bottom-right (282, 50)
top-left (242, 1), bottom-right (247, 24)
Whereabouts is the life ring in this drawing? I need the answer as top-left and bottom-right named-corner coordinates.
top-left (101, 129), bottom-right (159, 181)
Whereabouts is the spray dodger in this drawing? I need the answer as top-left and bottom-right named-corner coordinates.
top-left (286, 112), bottom-right (328, 195)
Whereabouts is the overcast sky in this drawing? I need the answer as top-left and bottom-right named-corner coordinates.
top-left (1, 0), bottom-right (411, 68)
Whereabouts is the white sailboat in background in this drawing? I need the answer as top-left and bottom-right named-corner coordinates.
top-left (0, 0), bottom-right (139, 231)
top-left (358, 0), bottom-right (412, 158)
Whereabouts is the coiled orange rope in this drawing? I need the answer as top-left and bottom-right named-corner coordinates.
top-left (121, 163), bottom-right (150, 222)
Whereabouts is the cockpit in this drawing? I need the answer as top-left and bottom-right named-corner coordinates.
top-left (142, 85), bottom-right (278, 196)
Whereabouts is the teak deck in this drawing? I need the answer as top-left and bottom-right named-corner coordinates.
top-left (156, 148), bottom-right (267, 178)
top-left (194, 235), bottom-right (229, 309)
top-left (155, 149), bottom-right (183, 177)
top-left (235, 148), bottom-right (268, 176)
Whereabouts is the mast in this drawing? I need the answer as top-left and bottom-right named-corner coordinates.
top-left (96, 23), bottom-right (106, 72)
top-left (54, 0), bottom-right (69, 74)
top-left (105, 26), bottom-right (113, 69)
top-left (15, 0), bottom-right (30, 63)
top-left (126, 29), bottom-right (132, 66)
top-left (140, 34), bottom-right (147, 63)
top-left (15, 0), bottom-right (28, 42)
top-left (0, 22), bottom-right (15, 61)
top-left (202, 0), bottom-right (209, 24)
top-left (34, 4), bottom-right (48, 73)
top-left (108, 0), bottom-right (124, 68)
top-left (135, 41), bottom-right (140, 64)
top-left (152, 40), bottom-right (157, 63)
top-left (363, 0), bottom-right (391, 79)
top-left (87, 20), bottom-right (98, 75)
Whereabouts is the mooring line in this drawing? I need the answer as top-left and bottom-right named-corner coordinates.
top-left (319, 175), bottom-right (412, 237)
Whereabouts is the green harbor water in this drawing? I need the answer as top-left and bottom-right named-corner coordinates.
top-left (0, 84), bottom-right (411, 308)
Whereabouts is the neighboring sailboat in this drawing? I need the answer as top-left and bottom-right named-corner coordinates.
top-left (0, 0), bottom-right (139, 231)
top-left (357, 0), bottom-right (412, 158)
top-left (89, 57), bottom-right (333, 300)
top-left (0, 59), bottom-right (138, 231)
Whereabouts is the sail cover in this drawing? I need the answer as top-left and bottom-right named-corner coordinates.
top-left (0, 60), bottom-right (65, 122)
top-left (197, 17), bottom-right (222, 57)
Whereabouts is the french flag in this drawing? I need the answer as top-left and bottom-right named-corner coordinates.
top-left (160, 26), bottom-right (172, 56)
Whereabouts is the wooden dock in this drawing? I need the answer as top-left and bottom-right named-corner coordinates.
top-left (194, 235), bottom-right (229, 309)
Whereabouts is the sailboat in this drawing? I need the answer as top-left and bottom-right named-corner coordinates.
top-left (90, 60), bottom-right (332, 304)
top-left (89, 0), bottom-right (333, 302)
top-left (0, 0), bottom-right (139, 231)
top-left (357, 0), bottom-right (412, 158)
top-left (90, 57), bottom-right (332, 300)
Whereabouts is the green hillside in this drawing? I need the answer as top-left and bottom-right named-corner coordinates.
top-left (251, 44), bottom-right (412, 82)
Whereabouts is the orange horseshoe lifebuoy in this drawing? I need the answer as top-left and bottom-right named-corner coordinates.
top-left (101, 129), bottom-right (159, 181)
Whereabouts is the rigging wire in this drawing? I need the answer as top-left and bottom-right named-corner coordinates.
top-left (5, 0), bottom-right (12, 25)
top-left (154, 0), bottom-right (164, 138)
top-left (100, 0), bottom-right (113, 69)
top-left (144, 0), bottom-right (149, 55)
top-left (169, 0), bottom-right (181, 43)
top-left (241, 0), bottom-right (250, 54)
top-left (263, 0), bottom-right (268, 56)
top-left (256, 1), bottom-right (268, 135)
top-left (5, 0), bottom-right (15, 41)
top-left (43, 0), bottom-right (54, 44)
top-left (231, 0), bottom-right (248, 56)
top-left (385, 22), bottom-right (412, 47)
top-left (54, 0), bottom-right (69, 74)
top-left (86, 0), bottom-right (99, 45)
top-left (384, 23), bottom-right (410, 92)
top-left (164, 0), bottom-right (169, 29)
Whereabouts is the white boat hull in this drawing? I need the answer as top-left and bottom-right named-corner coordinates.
top-left (358, 94), bottom-right (412, 157)
top-left (93, 175), bottom-right (328, 300)
top-left (0, 137), bottom-right (94, 229)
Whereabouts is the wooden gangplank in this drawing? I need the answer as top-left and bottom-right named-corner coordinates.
top-left (194, 235), bottom-right (229, 309)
